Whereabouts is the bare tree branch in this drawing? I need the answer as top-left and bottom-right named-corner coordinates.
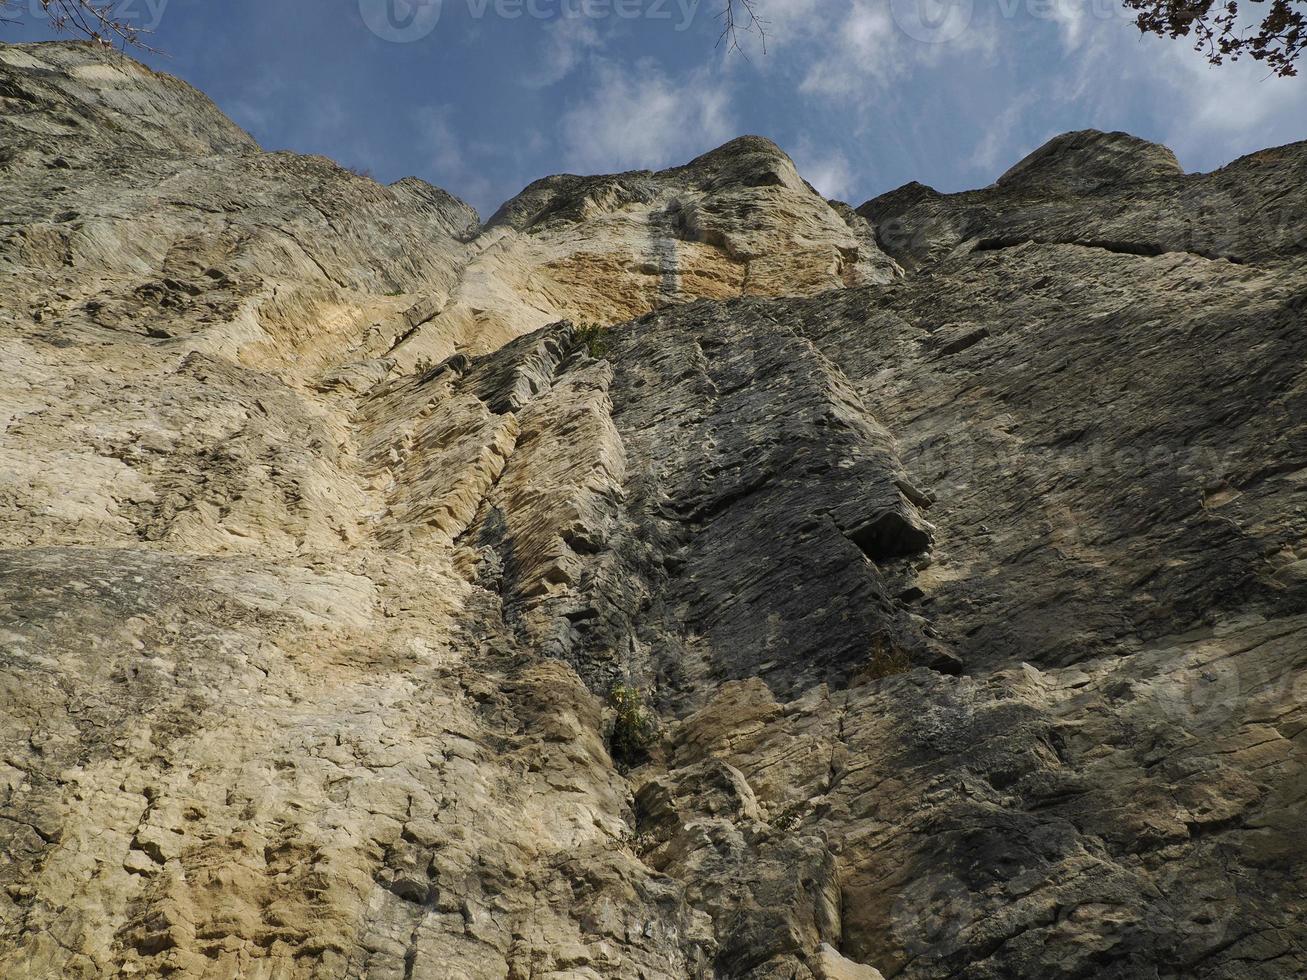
top-left (719, 0), bottom-right (767, 55)
top-left (2, 0), bottom-right (159, 51)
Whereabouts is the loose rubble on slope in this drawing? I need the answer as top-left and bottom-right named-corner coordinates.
top-left (2, 42), bottom-right (1305, 980)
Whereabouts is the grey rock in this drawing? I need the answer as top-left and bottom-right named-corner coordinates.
top-left (2, 39), bottom-right (1306, 980)
top-left (995, 129), bottom-right (1183, 194)
top-left (861, 128), bottom-right (1307, 269)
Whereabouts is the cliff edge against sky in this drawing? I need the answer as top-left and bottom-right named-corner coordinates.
top-left (2, 41), bottom-right (1306, 980)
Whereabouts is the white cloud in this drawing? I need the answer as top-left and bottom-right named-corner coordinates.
top-left (557, 58), bottom-right (735, 173)
top-left (413, 105), bottom-right (497, 210)
top-left (524, 17), bottom-right (603, 88)
top-left (414, 106), bottom-right (467, 176)
top-left (1046, 0), bottom-right (1090, 47)
top-left (729, 0), bottom-right (823, 53)
top-left (788, 0), bottom-right (999, 98)
top-left (969, 90), bottom-right (1039, 177)
top-left (797, 3), bottom-right (898, 95)
top-left (792, 139), bottom-right (855, 199)
top-left (1042, 7), bottom-right (1307, 172)
top-left (1162, 46), bottom-right (1305, 136)
top-left (882, 1), bottom-right (1307, 191)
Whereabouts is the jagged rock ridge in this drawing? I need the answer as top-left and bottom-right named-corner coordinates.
top-left (2, 41), bottom-right (1306, 980)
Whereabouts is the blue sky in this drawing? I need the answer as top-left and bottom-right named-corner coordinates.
top-left (9, 0), bottom-right (1307, 217)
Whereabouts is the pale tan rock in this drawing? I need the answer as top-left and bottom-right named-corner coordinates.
top-left (388, 136), bottom-right (902, 370)
top-left (813, 944), bottom-right (887, 980)
top-left (3, 39), bottom-right (1306, 980)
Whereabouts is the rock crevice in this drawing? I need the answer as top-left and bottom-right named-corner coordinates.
top-left (2, 41), bottom-right (1306, 980)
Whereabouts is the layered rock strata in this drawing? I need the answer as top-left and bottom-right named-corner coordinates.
top-left (2, 42), bottom-right (1306, 980)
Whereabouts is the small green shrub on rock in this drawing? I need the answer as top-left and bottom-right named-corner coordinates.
top-left (859, 636), bottom-right (912, 682)
top-left (573, 321), bottom-right (610, 358)
top-left (607, 683), bottom-right (656, 769)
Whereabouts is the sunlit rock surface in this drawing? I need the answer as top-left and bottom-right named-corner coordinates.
top-left (2, 41), bottom-right (1306, 980)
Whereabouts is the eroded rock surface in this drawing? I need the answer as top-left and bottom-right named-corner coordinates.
top-left (861, 128), bottom-right (1307, 269)
top-left (2, 42), bottom-right (1305, 980)
top-left (389, 134), bottom-right (903, 369)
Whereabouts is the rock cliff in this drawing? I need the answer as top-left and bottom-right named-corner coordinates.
top-left (2, 41), bottom-right (1306, 980)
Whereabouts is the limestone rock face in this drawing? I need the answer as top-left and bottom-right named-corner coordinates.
top-left (860, 128), bottom-right (1307, 270)
top-left (3, 42), bottom-right (1307, 980)
top-left (390, 134), bottom-right (903, 369)
top-left (994, 129), bottom-right (1183, 194)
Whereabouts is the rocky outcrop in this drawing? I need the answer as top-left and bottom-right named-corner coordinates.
top-left (390, 134), bottom-right (902, 370)
top-left (2, 42), bottom-right (1306, 980)
top-left (993, 129), bottom-right (1183, 194)
top-left (861, 128), bottom-right (1307, 269)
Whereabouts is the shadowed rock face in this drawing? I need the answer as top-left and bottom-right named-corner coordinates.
top-left (994, 129), bottom-right (1183, 194)
top-left (3, 41), bottom-right (1307, 980)
top-left (860, 128), bottom-right (1307, 270)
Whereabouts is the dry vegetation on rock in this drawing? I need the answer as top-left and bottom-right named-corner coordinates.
top-left (1, 40), bottom-right (1306, 980)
